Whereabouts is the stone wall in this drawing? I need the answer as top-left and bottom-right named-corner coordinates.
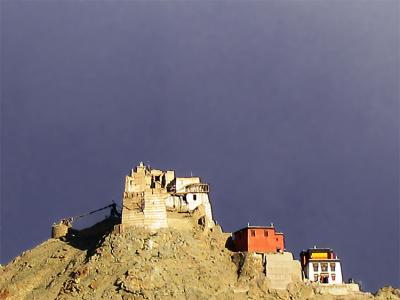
top-left (264, 252), bottom-right (302, 290)
top-left (236, 252), bottom-right (302, 290)
top-left (313, 283), bottom-right (360, 296)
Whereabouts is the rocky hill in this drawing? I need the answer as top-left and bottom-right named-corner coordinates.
top-left (0, 218), bottom-right (399, 300)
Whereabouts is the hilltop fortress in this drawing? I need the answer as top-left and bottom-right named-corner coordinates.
top-left (120, 162), bottom-right (215, 230)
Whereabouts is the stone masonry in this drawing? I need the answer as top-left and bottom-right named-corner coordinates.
top-left (121, 162), bottom-right (215, 230)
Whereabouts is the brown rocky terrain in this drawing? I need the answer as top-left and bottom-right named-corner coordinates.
top-left (0, 217), bottom-right (399, 300)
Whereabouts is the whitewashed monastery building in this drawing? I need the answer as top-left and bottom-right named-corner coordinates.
top-left (300, 247), bottom-right (343, 284)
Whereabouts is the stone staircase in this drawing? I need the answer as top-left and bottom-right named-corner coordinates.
top-left (143, 193), bottom-right (168, 229)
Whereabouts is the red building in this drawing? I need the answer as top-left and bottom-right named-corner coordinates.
top-left (232, 225), bottom-right (285, 253)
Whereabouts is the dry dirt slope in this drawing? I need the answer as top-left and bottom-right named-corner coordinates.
top-left (0, 221), bottom-right (399, 300)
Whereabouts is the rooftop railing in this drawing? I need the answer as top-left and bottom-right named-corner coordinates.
top-left (184, 183), bottom-right (209, 193)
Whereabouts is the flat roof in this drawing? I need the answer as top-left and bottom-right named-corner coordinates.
top-left (233, 226), bottom-right (284, 235)
top-left (301, 248), bottom-right (334, 253)
top-left (308, 258), bottom-right (341, 262)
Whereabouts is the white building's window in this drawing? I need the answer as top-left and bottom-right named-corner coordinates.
top-left (193, 194), bottom-right (197, 201)
top-left (321, 263), bottom-right (328, 272)
top-left (331, 274), bottom-right (336, 281)
top-left (330, 262), bottom-right (336, 271)
top-left (321, 275), bottom-right (329, 283)
top-left (314, 274), bottom-right (319, 281)
top-left (313, 263), bottom-right (319, 272)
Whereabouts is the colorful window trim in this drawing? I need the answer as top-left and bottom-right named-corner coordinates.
top-left (330, 262), bottom-right (336, 271)
top-left (313, 263), bottom-right (318, 272)
top-left (321, 263), bottom-right (328, 272)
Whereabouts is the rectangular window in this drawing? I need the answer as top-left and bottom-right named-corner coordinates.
top-left (331, 274), bottom-right (336, 281)
top-left (314, 274), bottom-right (319, 282)
top-left (330, 263), bottom-right (336, 271)
top-left (264, 230), bottom-right (268, 237)
top-left (193, 194), bottom-right (197, 201)
top-left (321, 263), bottom-right (328, 272)
top-left (313, 263), bottom-right (319, 272)
top-left (251, 230), bottom-right (256, 237)
top-left (321, 275), bottom-right (329, 283)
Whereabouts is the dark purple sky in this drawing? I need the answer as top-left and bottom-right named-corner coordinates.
top-left (1, 1), bottom-right (399, 292)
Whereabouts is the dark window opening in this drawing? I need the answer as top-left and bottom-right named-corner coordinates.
top-left (251, 230), bottom-right (256, 237)
top-left (193, 194), bottom-right (197, 201)
top-left (321, 276), bottom-right (329, 284)
top-left (264, 230), bottom-right (268, 237)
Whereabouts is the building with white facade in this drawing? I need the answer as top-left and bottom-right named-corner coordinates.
top-left (300, 247), bottom-right (343, 284)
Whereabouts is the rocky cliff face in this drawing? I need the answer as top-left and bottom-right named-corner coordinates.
top-left (0, 220), bottom-right (398, 300)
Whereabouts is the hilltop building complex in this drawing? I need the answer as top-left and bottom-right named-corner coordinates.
top-left (120, 162), bottom-right (214, 230)
top-left (50, 162), bottom-right (360, 295)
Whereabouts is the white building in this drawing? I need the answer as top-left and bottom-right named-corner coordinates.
top-left (300, 247), bottom-right (343, 284)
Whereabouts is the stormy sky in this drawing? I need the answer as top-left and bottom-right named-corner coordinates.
top-left (1, 1), bottom-right (399, 292)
